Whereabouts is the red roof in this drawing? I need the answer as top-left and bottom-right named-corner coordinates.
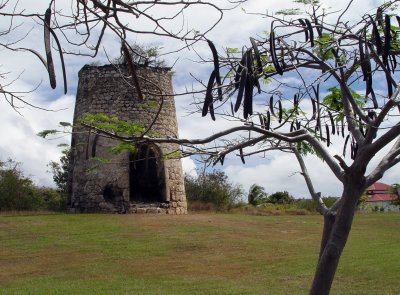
top-left (367, 182), bottom-right (391, 191)
top-left (366, 182), bottom-right (398, 202)
top-left (367, 194), bottom-right (397, 202)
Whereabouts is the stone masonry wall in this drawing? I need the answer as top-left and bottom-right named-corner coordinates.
top-left (70, 64), bottom-right (187, 214)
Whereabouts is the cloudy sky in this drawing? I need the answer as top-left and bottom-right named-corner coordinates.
top-left (0, 0), bottom-right (398, 199)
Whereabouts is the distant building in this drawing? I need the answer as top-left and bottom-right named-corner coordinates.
top-left (364, 182), bottom-right (399, 212)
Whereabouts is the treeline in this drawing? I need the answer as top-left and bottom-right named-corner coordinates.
top-left (185, 171), bottom-right (339, 213)
top-left (0, 159), bottom-right (66, 211)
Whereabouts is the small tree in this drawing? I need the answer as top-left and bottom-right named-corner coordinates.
top-left (268, 191), bottom-right (294, 204)
top-left (0, 159), bottom-right (41, 211)
top-left (48, 148), bottom-right (71, 207)
top-left (0, 159), bottom-right (62, 211)
top-left (185, 170), bottom-right (244, 210)
top-left (248, 184), bottom-right (268, 205)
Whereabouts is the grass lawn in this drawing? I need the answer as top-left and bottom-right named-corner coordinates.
top-left (0, 212), bottom-right (399, 294)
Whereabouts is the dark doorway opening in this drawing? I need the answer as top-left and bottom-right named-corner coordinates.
top-left (103, 184), bottom-right (123, 203)
top-left (129, 144), bottom-right (165, 203)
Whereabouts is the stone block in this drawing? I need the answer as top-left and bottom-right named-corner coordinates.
top-left (136, 208), bottom-right (147, 214)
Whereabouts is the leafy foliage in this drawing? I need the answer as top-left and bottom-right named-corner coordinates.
top-left (0, 159), bottom-right (63, 211)
top-left (184, 170), bottom-right (244, 210)
top-left (268, 191), bottom-right (295, 204)
top-left (47, 149), bottom-right (71, 209)
top-left (248, 184), bottom-right (268, 205)
top-left (79, 113), bottom-right (160, 138)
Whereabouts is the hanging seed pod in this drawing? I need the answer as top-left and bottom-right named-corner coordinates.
top-left (230, 101), bottom-right (234, 116)
top-left (359, 37), bottom-right (368, 81)
top-left (212, 157), bottom-right (218, 167)
top-left (298, 18), bottom-right (309, 42)
top-left (44, 8), bottom-right (56, 89)
top-left (235, 53), bottom-right (247, 90)
top-left (314, 17), bottom-right (323, 37)
top-left (311, 98), bottom-right (316, 120)
top-left (254, 78), bottom-right (261, 94)
top-left (328, 111), bottom-right (335, 134)
top-left (259, 114), bottom-right (265, 129)
top-left (43, 23), bottom-right (68, 94)
top-left (376, 7), bottom-right (383, 27)
top-left (220, 155), bottom-right (225, 166)
top-left (315, 86), bottom-right (321, 136)
top-left (269, 31), bottom-right (283, 75)
top-left (369, 15), bottom-right (383, 55)
top-left (269, 95), bottom-right (275, 116)
top-left (247, 48), bottom-right (254, 74)
top-left (364, 32), bottom-right (373, 97)
top-left (304, 18), bottom-right (315, 47)
top-left (294, 94), bottom-right (298, 108)
top-left (325, 124), bottom-right (330, 147)
top-left (243, 74), bottom-right (254, 119)
top-left (370, 88), bottom-right (379, 109)
top-left (278, 100), bottom-right (283, 123)
top-left (279, 42), bottom-right (286, 69)
top-left (202, 70), bottom-right (216, 117)
top-left (244, 50), bottom-right (255, 116)
top-left (296, 120), bottom-right (301, 130)
top-left (389, 54), bottom-right (397, 73)
top-left (315, 121), bottom-right (320, 133)
top-left (316, 118), bottom-right (322, 138)
top-left (290, 121), bottom-right (295, 132)
top-left (50, 29), bottom-right (67, 94)
top-left (265, 111), bottom-right (271, 130)
top-left (383, 15), bottom-right (391, 65)
top-left (234, 67), bottom-right (247, 112)
top-left (336, 120), bottom-right (340, 135)
top-left (240, 148), bottom-right (245, 164)
top-left (209, 102), bottom-right (216, 121)
top-left (206, 39), bottom-right (222, 100)
top-left (343, 134), bottom-right (350, 157)
top-left (250, 37), bottom-right (262, 74)
top-left (341, 119), bottom-right (345, 138)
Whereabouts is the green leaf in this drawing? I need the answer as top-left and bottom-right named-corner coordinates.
top-left (276, 8), bottom-right (301, 16)
top-left (226, 47), bottom-right (238, 54)
top-left (37, 129), bottom-right (58, 138)
top-left (59, 122), bottom-right (72, 127)
top-left (109, 143), bottom-right (137, 155)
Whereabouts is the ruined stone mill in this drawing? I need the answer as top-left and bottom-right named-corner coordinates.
top-left (69, 63), bottom-right (187, 214)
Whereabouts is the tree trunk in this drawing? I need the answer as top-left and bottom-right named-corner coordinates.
top-left (309, 182), bottom-right (363, 295)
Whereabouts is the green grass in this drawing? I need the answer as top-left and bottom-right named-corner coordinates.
top-left (0, 212), bottom-right (399, 294)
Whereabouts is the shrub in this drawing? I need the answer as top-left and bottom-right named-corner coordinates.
top-left (268, 191), bottom-right (294, 204)
top-left (0, 159), bottom-right (64, 212)
top-left (185, 170), bottom-right (244, 211)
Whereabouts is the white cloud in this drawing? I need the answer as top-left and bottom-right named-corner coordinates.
top-left (0, 88), bottom-right (74, 187)
top-left (182, 157), bottom-right (198, 178)
top-left (224, 152), bottom-right (343, 198)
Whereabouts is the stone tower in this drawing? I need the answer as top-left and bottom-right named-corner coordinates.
top-left (70, 64), bottom-right (187, 214)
